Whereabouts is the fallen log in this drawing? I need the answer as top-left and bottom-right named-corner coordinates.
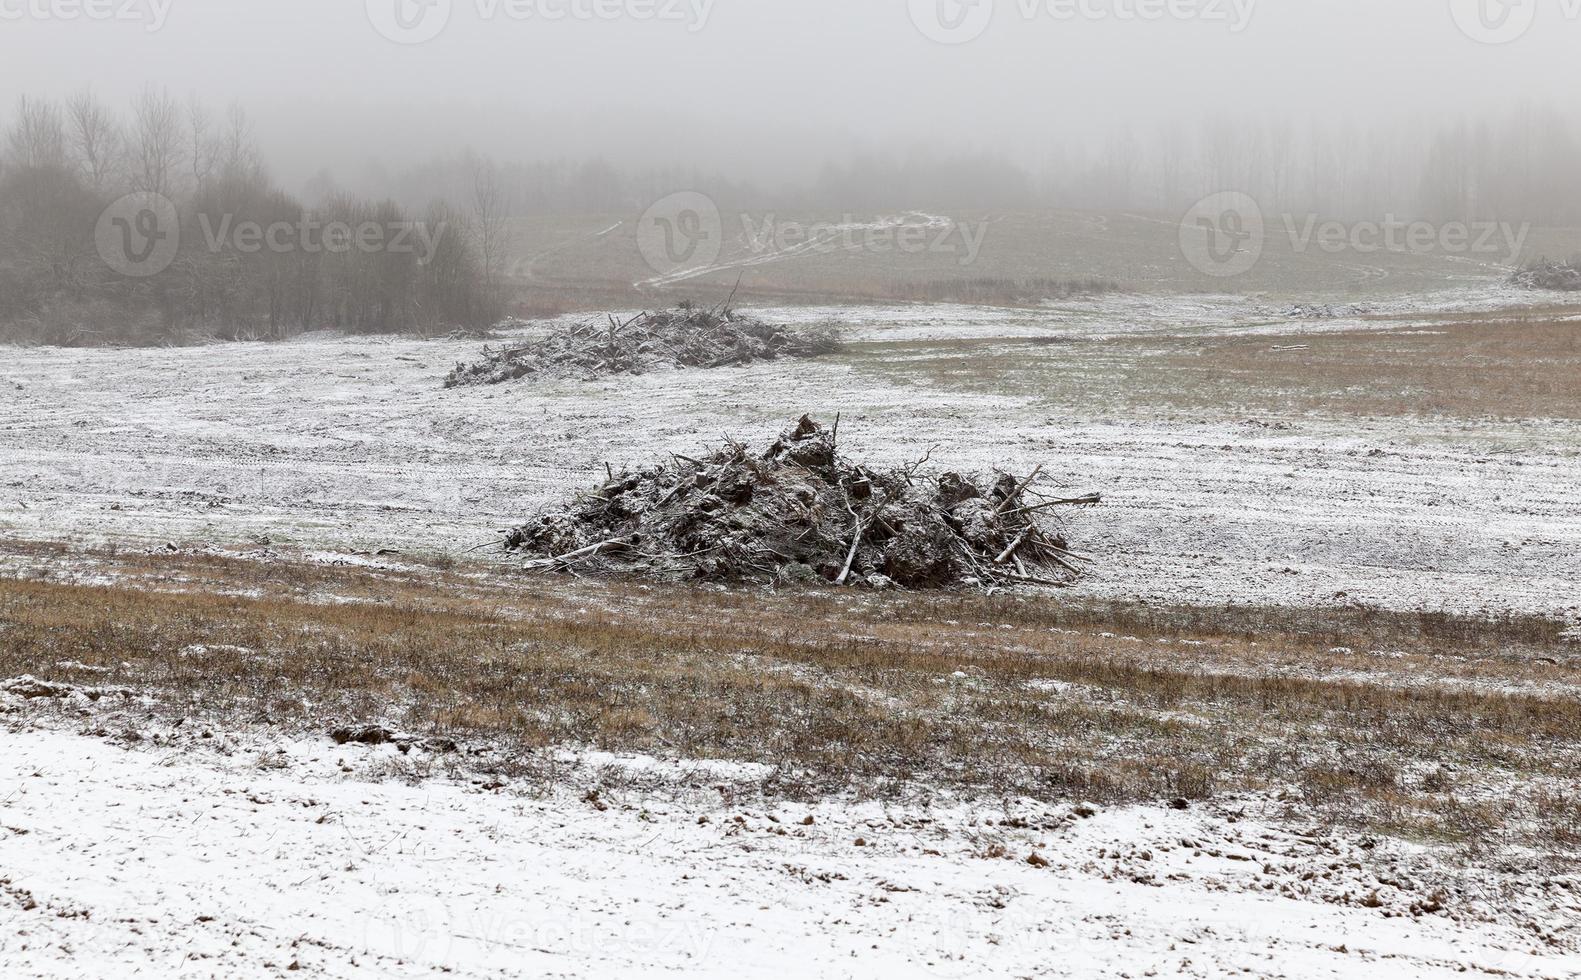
top-left (523, 535), bottom-right (638, 570)
top-left (995, 465), bottom-right (1044, 515)
top-left (1008, 494), bottom-right (1103, 516)
top-left (995, 526), bottom-right (1035, 565)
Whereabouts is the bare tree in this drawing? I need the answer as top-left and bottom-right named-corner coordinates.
top-left (217, 101), bottom-right (262, 182)
top-left (1, 96), bottom-right (98, 303)
top-left (129, 86), bottom-right (184, 197)
top-left (65, 89), bottom-right (122, 191)
top-left (187, 94), bottom-right (216, 190)
top-left (1264, 118), bottom-right (1293, 214)
top-left (1099, 128), bottom-right (1139, 210)
top-left (1151, 126), bottom-right (1185, 212)
top-left (467, 151), bottom-right (512, 317)
top-left (4, 95), bottom-right (67, 170)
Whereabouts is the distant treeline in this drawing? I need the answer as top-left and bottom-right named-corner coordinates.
top-left (7, 88), bottom-right (1581, 346)
top-left (358, 108), bottom-right (1581, 226)
top-left (1, 89), bottom-right (502, 346)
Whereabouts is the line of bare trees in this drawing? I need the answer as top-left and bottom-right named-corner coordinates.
top-left (339, 107), bottom-right (1581, 227)
top-left (1, 88), bottom-right (502, 346)
top-left (1036, 108), bottom-right (1581, 225)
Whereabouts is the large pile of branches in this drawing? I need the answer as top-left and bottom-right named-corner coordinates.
top-left (504, 416), bottom-right (1099, 591)
top-left (445, 304), bottom-right (840, 386)
top-left (1510, 259), bottom-right (1581, 292)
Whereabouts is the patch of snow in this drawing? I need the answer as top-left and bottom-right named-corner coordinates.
top-left (0, 723), bottom-right (1574, 977)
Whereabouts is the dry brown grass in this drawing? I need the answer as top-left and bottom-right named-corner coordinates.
top-left (2, 543), bottom-right (1578, 867)
top-left (1189, 317), bottom-right (1581, 419)
top-left (867, 315), bottom-right (1581, 420)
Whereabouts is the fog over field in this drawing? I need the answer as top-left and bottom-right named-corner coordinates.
top-left (5, 1), bottom-right (1581, 206)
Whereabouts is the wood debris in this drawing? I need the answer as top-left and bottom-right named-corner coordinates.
top-left (504, 416), bottom-right (1099, 591)
top-left (445, 304), bottom-right (841, 387)
top-left (1510, 259), bottom-right (1581, 292)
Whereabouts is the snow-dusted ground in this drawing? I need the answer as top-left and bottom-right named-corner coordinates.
top-left (3, 291), bottom-right (1580, 977)
top-left (2, 712), bottom-right (1576, 980)
top-left (760, 282), bottom-right (1575, 341)
top-left (1, 292), bottom-right (1577, 617)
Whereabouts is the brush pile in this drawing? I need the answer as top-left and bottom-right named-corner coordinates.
top-left (1509, 259), bottom-right (1581, 292)
top-left (504, 416), bottom-right (1099, 591)
top-left (445, 305), bottom-right (840, 386)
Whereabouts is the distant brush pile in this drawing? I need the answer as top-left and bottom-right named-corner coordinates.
top-left (445, 305), bottom-right (841, 386)
top-left (504, 415), bottom-right (1100, 591)
top-left (1509, 259), bottom-right (1581, 292)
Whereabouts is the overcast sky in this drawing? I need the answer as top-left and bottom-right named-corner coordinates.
top-left (5, 0), bottom-right (1579, 184)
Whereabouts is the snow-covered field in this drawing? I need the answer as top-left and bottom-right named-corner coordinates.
top-left (1, 291), bottom-right (1577, 617)
top-left (2, 290), bottom-right (1579, 977)
top-left (3, 707), bottom-right (1576, 980)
